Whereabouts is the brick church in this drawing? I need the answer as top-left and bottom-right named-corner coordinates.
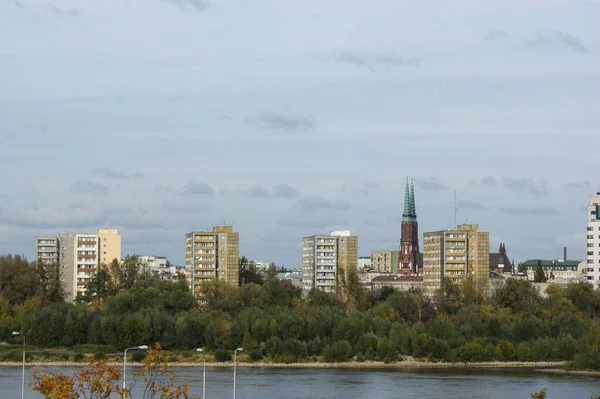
top-left (398, 178), bottom-right (422, 275)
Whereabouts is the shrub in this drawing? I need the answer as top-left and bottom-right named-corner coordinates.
top-left (60, 353), bottom-right (69, 360)
top-left (249, 350), bottom-right (263, 362)
top-left (181, 351), bottom-right (192, 358)
top-left (131, 351), bottom-right (147, 362)
top-left (72, 344), bottom-right (117, 354)
top-left (323, 340), bottom-right (351, 363)
top-left (214, 349), bottom-right (231, 362)
top-left (93, 352), bottom-right (105, 360)
top-left (41, 351), bottom-right (51, 359)
top-left (73, 353), bottom-right (85, 362)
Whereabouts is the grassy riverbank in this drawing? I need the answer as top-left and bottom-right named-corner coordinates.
top-left (0, 358), bottom-right (566, 370)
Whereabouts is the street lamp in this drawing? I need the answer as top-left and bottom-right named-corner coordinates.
top-left (12, 331), bottom-right (24, 399)
top-left (233, 348), bottom-right (243, 399)
top-left (197, 348), bottom-right (206, 399)
top-left (123, 345), bottom-right (148, 396)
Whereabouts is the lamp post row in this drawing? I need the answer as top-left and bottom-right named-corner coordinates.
top-left (10, 336), bottom-right (241, 399)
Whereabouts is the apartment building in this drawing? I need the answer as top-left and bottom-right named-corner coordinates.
top-left (40, 229), bottom-right (121, 302)
top-left (301, 230), bottom-right (358, 294)
top-left (370, 250), bottom-right (398, 273)
top-left (98, 228), bottom-right (122, 265)
top-left (36, 236), bottom-right (59, 265)
top-left (185, 225), bottom-right (239, 299)
top-left (423, 224), bottom-right (490, 297)
top-left (587, 191), bottom-right (600, 289)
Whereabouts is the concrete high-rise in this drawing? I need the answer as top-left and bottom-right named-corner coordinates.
top-left (370, 250), bottom-right (398, 273)
top-left (398, 178), bottom-right (420, 274)
top-left (587, 191), bottom-right (600, 289)
top-left (36, 236), bottom-right (59, 265)
top-left (423, 224), bottom-right (490, 297)
top-left (302, 230), bottom-right (358, 293)
top-left (98, 228), bottom-right (121, 265)
top-left (185, 225), bottom-right (239, 301)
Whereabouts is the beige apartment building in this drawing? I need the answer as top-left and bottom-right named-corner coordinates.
top-left (302, 230), bottom-right (358, 294)
top-left (40, 228), bottom-right (122, 302)
top-left (370, 250), bottom-right (398, 273)
top-left (423, 224), bottom-right (490, 297)
top-left (36, 236), bottom-right (59, 265)
top-left (185, 226), bottom-right (239, 300)
top-left (98, 228), bottom-right (122, 265)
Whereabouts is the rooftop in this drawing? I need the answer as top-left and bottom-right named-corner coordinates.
top-left (522, 259), bottom-right (581, 268)
top-left (372, 275), bottom-right (423, 282)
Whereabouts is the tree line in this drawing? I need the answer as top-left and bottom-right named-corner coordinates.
top-left (1, 253), bottom-right (600, 369)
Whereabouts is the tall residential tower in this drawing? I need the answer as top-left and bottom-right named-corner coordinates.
top-left (587, 191), bottom-right (600, 289)
top-left (398, 178), bottom-right (420, 274)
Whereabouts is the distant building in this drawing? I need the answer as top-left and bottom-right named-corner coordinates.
top-left (253, 260), bottom-right (272, 270)
top-left (301, 230), bottom-right (358, 294)
top-left (423, 224), bottom-right (490, 297)
top-left (489, 242), bottom-right (514, 273)
top-left (370, 250), bottom-right (398, 273)
top-left (522, 259), bottom-right (586, 282)
top-left (98, 228), bottom-right (122, 266)
top-left (358, 270), bottom-right (391, 290)
top-left (139, 255), bottom-right (178, 280)
top-left (185, 226), bottom-right (239, 302)
top-left (36, 236), bottom-right (59, 265)
top-left (371, 275), bottom-right (423, 292)
top-left (398, 178), bottom-right (420, 274)
top-left (587, 191), bottom-right (600, 289)
top-left (277, 270), bottom-right (302, 289)
top-left (357, 256), bottom-right (371, 270)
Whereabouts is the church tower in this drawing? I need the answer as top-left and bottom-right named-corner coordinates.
top-left (398, 178), bottom-right (420, 274)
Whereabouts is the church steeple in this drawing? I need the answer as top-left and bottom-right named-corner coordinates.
top-left (402, 178), bottom-right (411, 222)
top-left (409, 179), bottom-right (416, 220)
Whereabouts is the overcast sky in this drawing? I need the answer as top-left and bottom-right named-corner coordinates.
top-left (1, 0), bottom-right (599, 268)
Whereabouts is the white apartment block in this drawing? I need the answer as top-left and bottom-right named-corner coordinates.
top-left (587, 192), bottom-right (600, 289)
top-left (302, 230), bottom-right (358, 294)
top-left (36, 236), bottom-right (59, 265)
top-left (74, 233), bottom-right (100, 299)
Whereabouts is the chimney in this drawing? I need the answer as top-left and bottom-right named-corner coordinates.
top-left (564, 247), bottom-right (567, 261)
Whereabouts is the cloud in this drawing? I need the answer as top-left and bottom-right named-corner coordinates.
top-left (341, 184), bottom-right (369, 197)
top-left (247, 109), bottom-right (316, 131)
top-left (69, 181), bottom-right (109, 196)
top-left (242, 186), bottom-right (270, 198)
top-left (363, 182), bottom-right (380, 189)
top-left (481, 176), bottom-right (498, 187)
top-left (482, 29), bottom-right (509, 41)
top-left (1, 131), bottom-right (17, 138)
top-left (68, 203), bottom-right (91, 211)
top-left (181, 180), bottom-right (215, 196)
top-left (502, 177), bottom-right (548, 196)
top-left (295, 197), bottom-right (351, 212)
top-left (273, 183), bottom-right (301, 198)
top-left (13, 0), bottom-right (25, 9)
top-left (279, 217), bottom-right (348, 229)
top-left (1, 206), bottom-right (107, 230)
top-left (330, 51), bottom-right (422, 71)
top-left (161, 201), bottom-right (210, 214)
top-left (159, 0), bottom-right (210, 11)
top-left (219, 115), bottom-right (234, 121)
top-left (498, 207), bottom-right (559, 216)
top-left (46, 4), bottom-right (80, 16)
top-left (415, 177), bottom-right (447, 192)
top-left (457, 200), bottom-right (490, 210)
top-left (524, 31), bottom-right (588, 53)
top-left (90, 167), bottom-right (144, 180)
top-left (564, 181), bottom-right (591, 189)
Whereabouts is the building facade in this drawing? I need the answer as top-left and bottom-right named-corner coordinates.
top-left (36, 236), bottom-right (59, 265)
top-left (522, 259), bottom-right (586, 281)
top-left (422, 224), bottom-right (490, 297)
top-left (357, 256), bottom-right (371, 270)
top-left (370, 250), bottom-right (398, 273)
top-left (301, 230), bottom-right (358, 294)
top-left (371, 275), bottom-right (423, 292)
top-left (398, 178), bottom-right (420, 274)
top-left (587, 192), bottom-right (600, 289)
top-left (98, 228), bottom-right (122, 266)
top-left (185, 225), bottom-right (239, 301)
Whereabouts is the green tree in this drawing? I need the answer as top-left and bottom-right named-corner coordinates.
top-left (534, 261), bottom-right (547, 283)
top-left (238, 256), bottom-right (265, 286)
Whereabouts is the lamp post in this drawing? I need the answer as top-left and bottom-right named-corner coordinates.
top-left (12, 331), bottom-right (24, 399)
top-left (123, 345), bottom-right (148, 396)
top-left (197, 348), bottom-right (206, 399)
top-left (233, 348), bottom-right (243, 399)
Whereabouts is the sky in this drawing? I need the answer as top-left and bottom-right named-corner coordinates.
top-left (1, 0), bottom-right (599, 268)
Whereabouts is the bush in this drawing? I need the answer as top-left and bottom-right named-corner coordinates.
top-left (73, 344), bottom-right (117, 354)
top-left (73, 353), bottom-right (85, 362)
top-left (214, 349), bottom-right (231, 362)
top-left (41, 351), bottom-right (51, 359)
top-left (131, 351), bottom-right (146, 362)
top-left (93, 352), bottom-right (105, 360)
top-left (323, 340), bottom-right (351, 363)
top-left (60, 353), bottom-right (69, 360)
top-left (181, 351), bottom-right (192, 358)
top-left (2, 350), bottom-right (22, 362)
top-left (249, 350), bottom-right (263, 362)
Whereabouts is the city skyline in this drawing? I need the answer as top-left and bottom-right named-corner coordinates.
top-left (1, 0), bottom-right (599, 267)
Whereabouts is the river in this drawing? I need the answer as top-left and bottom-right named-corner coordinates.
top-left (0, 366), bottom-right (598, 398)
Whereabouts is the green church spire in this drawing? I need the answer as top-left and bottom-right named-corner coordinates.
top-left (409, 179), bottom-right (417, 220)
top-left (402, 177), bottom-right (411, 222)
